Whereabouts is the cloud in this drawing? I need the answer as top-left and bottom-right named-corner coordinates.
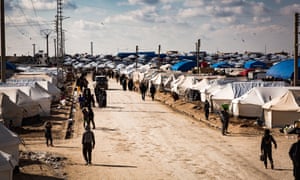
top-left (72, 20), bottom-right (104, 31)
top-left (104, 6), bottom-right (163, 24)
top-left (200, 23), bottom-right (216, 32)
top-left (251, 2), bottom-right (269, 16)
top-left (127, 0), bottom-right (160, 5)
top-left (178, 8), bottom-right (205, 18)
top-left (252, 16), bottom-right (271, 24)
top-left (4, 1), bottom-right (14, 12)
top-left (274, 0), bottom-right (281, 4)
top-left (183, 0), bottom-right (205, 7)
top-left (18, 0), bottom-right (77, 10)
top-left (280, 4), bottom-right (300, 15)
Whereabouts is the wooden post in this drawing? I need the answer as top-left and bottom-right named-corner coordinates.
top-left (294, 13), bottom-right (299, 86)
top-left (1, 0), bottom-right (6, 83)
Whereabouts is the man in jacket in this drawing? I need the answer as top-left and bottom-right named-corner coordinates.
top-left (82, 125), bottom-right (95, 165)
top-left (289, 134), bottom-right (300, 179)
top-left (261, 129), bottom-right (277, 169)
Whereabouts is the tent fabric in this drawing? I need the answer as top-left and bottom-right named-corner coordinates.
top-left (0, 150), bottom-right (17, 180)
top-left (3, 78), bottom-right (60, 102)
top-left (262, 90), bottom-right (300, 111)
top-left (231, 87), bottom-right (291, 117)
top-left (0, 123), bottom-right (20, 165)
top-left (171, 76), bottom-right (196, 96)
top-left (211, 81), bottom-right (287, 111)
top-left (266, 58), bottom-right (300, 80)
top-left (244, 60), bottom-right (267, 69)
top-left (6, 62), bottom-right (16, 71)
top-left (0, 88), bottom-right (40, 118)
top-left (262, 90), bottom-right (300, 128)
top-left (171, 60), bottom-right (197, 72)
top-left (0, 93), bottom-right (23, 127)
top-left (211, 62), bottom-right (234, 68)
top-left (0, 84), bottom-right (52, 116)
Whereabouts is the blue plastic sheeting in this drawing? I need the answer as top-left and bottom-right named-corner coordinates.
top-left (178, 55), bottom-right (196, 61)
top-left (171, 60), bottom-right (197, 72)
top-left (117, 51), bottom-right (156, 59)
top-left (6, 61), bottom-right (16, 70)
top-left (211, 61), bottom-right (234, 68)
top-left (244, 60), bottom-right (267, 69)
top-left (266, 58), bottom-right (300, 80)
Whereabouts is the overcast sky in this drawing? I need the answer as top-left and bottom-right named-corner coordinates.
top-left (3, 0), bottom-right (300, 56)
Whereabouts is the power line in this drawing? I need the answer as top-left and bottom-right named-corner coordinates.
top-left (6, 15), bottom-right (31, 39)
top-left (6, 21), bottom-right (55, 27)
top-left (30, 0), bottom-right (42, 31)
top-left (15, 4), bottom-right (40, 35)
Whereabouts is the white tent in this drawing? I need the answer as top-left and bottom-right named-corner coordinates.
top-left (190, 78), bottom-right (210, 91)
top-left (36, 81), bottom-right (61, 102)
top-left (170, 75), bottom-right (186, 94)
top-left (211, 81), bottom-right (287, 111)
top-left (0, 150), bottom-right (17, 180)
top-left (5, 78), bottom-right (61, 102)
top-left (0, 93), bottom-right (23, 127)
top-left (231, 87), bottom-right (291, 117)
top-left (0, 89), bottom-right (40, 118)
top-left (263, 90), bottom-right (300, 128)
top-left (0, 84), bottom-right (51, 116)
top-left (0, 123), bottom-right (20, 166)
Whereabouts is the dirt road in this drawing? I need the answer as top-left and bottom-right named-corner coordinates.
top-left (19, 77), bottom-right (296, 180)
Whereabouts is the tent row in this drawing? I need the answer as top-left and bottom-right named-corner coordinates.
top-left (0, 72), bottom-right (61, 127)
top-left (0, 123), bottom-right (20, 180)
top-left (133, 69), bottom-right (300, 128)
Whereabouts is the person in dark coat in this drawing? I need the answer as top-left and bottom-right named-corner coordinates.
top-left (128, 78), bottom-right (134, 91)
top-left (45, 121), bottom-right (53, 147)
top-left (88, 107), bottom-right (96, 129)
top-left (82, 108), bottom-right (90, 128)
top-left (204, 100), bottom-right (210, 120)
top-left (139, 81), bottom-right (147, 101)
top-left (78, 94), bottom-right (85, 109)
top-left (150, 82), bottom-right (156, 101)
top-left (261, 129), bottom-right (277, 169)
top-left (289, 134), bottom-right (300, 179)
top-left (122, 78), bottom-right (127, 91)
top-left (82, 125), bottom-right (95, 165)
top-left (220, 105), bottom-right (229, 135)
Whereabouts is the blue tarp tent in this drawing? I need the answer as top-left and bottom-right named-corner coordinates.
top-left (171, 60), bottom-right (196, 72)
top-left (211, 62), bottom-right (234, 68)
top-left (6, 62), bottom-right (16, 70)
top-left (244, 60), bottom-right (267, 69)
top-left (266, 58), bottom-right (300, 80)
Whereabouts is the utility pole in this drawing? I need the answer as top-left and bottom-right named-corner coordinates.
top-left (158, 44), bottom-right (161, 69)
top-left (136, 45), bottom-right (138, 69)
top-left (32, 43), bottom-right (36, 62)
top-left (1, 0), bottom-right (6, 83)
top-left (41, 29), bottom-right (52, 64)
top-left (196, 39), bottom-right (200, 74)
top-left (54, 39), bottom-right (57, 65)
top-left (294, 13), bottom-right (299, 86)
top-left (91, 41), bottom-right (93, 56)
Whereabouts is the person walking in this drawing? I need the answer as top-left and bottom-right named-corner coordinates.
top-left (82, 125), bottom-right (95, 165)
top-left (204, 100), bottom-right (210, 120)
top-left (44, 121), bottom-right (53, 147)
top-left (289, 134), bottom-right (300, 179)
top-left (139, 81), bottom-right (147, 101)
top-left (150, 82), bottom-right (156, 101)
top-left (82, 108), bottom-right (90, 128)
top-left (220, 105), bottom-right (230, 135)
top-left (88, 107), bottom-right (96, 129)
top-left (261, 129), bottom-right (277, 169)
